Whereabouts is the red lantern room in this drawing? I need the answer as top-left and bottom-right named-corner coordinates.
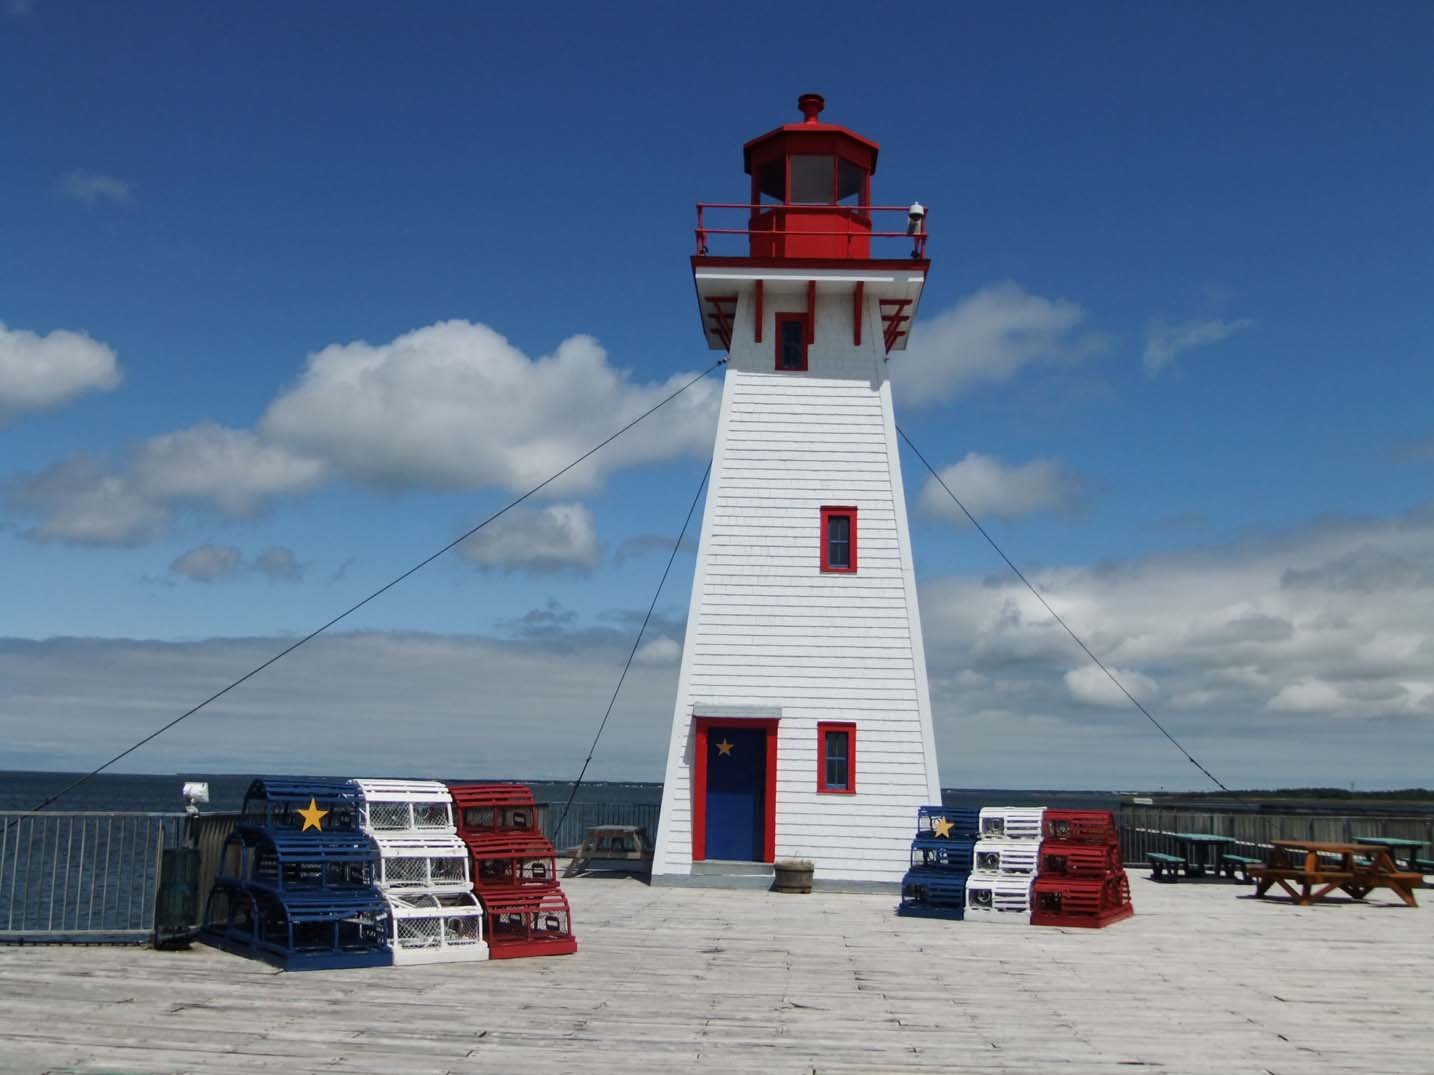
top-left (693, 94), bottom-right (929, 356)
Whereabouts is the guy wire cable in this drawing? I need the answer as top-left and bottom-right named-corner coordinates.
top-left (19, 359), bottom-right (727, 819)
top-left (554, 458), bottom-right (711, 842)
top-left (896, 424), bottom-right (1233, 794)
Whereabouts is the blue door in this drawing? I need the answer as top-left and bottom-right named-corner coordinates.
top-left (704, 726), bottom-right (765, 861)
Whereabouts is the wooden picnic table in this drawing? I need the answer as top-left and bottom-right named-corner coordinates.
top-left (1171, 832), bottom-right (1234, 878)
top-left (1251, 840), bottom-right (1421, 908)
top-left (1354, 836), bottom-right (1424, 872)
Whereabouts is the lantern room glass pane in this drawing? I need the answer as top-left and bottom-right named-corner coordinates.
top-left (824, 731), bottom-right (849, 790)
top-left (756, 160), bottom-right (784, 204)
top-left (837, 158), bottom-right (865, 205)
top-left (778, 317), bottom-right (806, 370)
top-left (790, 154), bottom-right (835, 204)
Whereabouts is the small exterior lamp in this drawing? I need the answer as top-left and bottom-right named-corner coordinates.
top-left (907, 201), bottom-right (926, 256)
top-left (182, 780), bottom-right (210, 816)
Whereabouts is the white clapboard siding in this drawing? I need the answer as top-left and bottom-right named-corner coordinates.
top-left (653, 285), bottom-right (942, 884)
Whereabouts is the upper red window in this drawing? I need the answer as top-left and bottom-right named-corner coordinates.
top-left (774, 313), bottom-right (809, 371)
top-left (817, 722), bottom-right (856, 794)
top-left (820, 506), bottom-right (857, 573)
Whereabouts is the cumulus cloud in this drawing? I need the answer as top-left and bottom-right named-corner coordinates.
top-left (891, 283), bottom-right (1108, 406)
top-left (633, 636), bottom-right (682, 665)
top-left (921, 501), bottom-right (1434, 787)
top-left (8, 423), bottom-right (324, 544)
top-left (1143, 316), bottom-right (1253, 375)
top-left (457, 503), bottom-right (601, 575)
top-left (57, 171), bottom-right (132, 205)
top-left (918, 452), bottom-right (1081, 523)
top-left (167, 543), bottom-right (306, 583)
top-left (0, 322), bottom-right (121, 423)
top-left (261, 321), bottom-right (719, 494)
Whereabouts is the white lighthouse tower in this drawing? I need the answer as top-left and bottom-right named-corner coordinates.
top-left (651, 95), bottom-right (942, 887)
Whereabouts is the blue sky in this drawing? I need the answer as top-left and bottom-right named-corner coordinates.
top-left (2, 3), bottom-right (1432, 788)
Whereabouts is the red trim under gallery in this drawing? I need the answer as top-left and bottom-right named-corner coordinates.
top-left (691, 716), bottom-right (778, 864)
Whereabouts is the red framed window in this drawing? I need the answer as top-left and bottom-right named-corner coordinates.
top-left (817, 722), bottom-right (856, 794)
top-left (820, 506), bottom-right (857, 573)
top-left (774, 313), bottom-right (809, 371)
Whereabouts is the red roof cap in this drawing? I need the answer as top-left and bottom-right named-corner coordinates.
top-left (743, 94), bottom-right (880, 175)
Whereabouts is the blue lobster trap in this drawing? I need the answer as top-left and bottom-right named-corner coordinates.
top-left (220, 829), bottom-right (378, 892)
top-left (897, 867), bottom-right (969, 919)
top-left (915, 805), bottom-right (981, 841)
top-left (203, 882), bottom-right (391, 970)
top-left (238, 777), bottom-right (363, 835)
top-left (909, 836), bottom-right (977, 872)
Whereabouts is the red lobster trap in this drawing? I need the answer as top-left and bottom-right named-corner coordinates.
top-left (482, 890), bottom-right (578, 959)
top-left (448, 783), bottom-right (540, 837)
top-left (1041, 809), bottom-right (1120, 845)
top-left (1031, 873), bottom-right (1134, 928)
top-left (1038, 841), bottom-right (1123, 879)
top-left (462, 832), bottom-right (560, 892)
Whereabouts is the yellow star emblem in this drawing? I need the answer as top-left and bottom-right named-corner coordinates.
top-left (716, 738), bottom-right (734, 757)
top-left (931, 816), bottom-right (954, 839)
top-left (297, 797), bottom-right (329, 832)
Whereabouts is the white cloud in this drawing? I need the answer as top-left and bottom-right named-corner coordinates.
top-left (170, 544), bottom-right (243, 582)
top-left (9, 457), bottom-right (166, 545)
top-left (254, 546), bottom-right (304, 581)
top-left (57, 171), bottom-right (131, 205)
top-left (918, 452), bottom-right (1080, 523)
top-left (457, 503), bottom-right (601, 575)
top-left (261, 321), bottom-right (719, 494)
top-left (0, 322), bottom-right (121, 422)
top-left (633, 636), bottom-right (682, 665)
top-left (1064, 664), bottom-right (1158, 708)
top-left (891, 283), bottom-right (1108, 406)
top-left (1267, 679), bottom-right (1345, 715)
top-left (133, 423), bottom-right (326, 516)
top-left (1143, 317), bottom-right (1253, 375)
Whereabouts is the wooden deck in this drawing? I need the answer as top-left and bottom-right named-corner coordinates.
top-left (0, 874), bottom-right (1428, 1073)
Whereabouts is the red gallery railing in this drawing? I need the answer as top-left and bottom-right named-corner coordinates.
top-left (695, 203), bottom-right (930, 259)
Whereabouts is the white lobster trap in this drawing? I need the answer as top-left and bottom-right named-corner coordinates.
top-left (971, 838), bottom-right (1041, 876)
top-left (372, 834), bottom-right (472, 893)
top-left (963, 875), bottom-right (1033, 924)
top-left (353, 778), bottom-right (456, 834)
top-left (978, 806), bottom-right (1046, 841)
top-left (385, 890), bottom-right (489, 965)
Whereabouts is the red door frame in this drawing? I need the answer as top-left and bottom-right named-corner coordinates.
top-left (691, 717), bottom-right (778, 863)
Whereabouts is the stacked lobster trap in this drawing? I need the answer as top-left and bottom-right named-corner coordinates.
top-left (449, 783), bottom-right (577, 959)
top-left (202, 778), bottom-right (391, 970)
top-left (1030, 810), bottom-right (1134, 928)
top-left (893, 804), bottom-right (1134, 930)
top-left (898, 806), bottom-right (979, 918)
top-left (353, 779), bottom-right (488, 964)
top-left (964, 806), bottom-right (1045, 924)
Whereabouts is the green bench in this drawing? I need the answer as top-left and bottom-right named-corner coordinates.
top-left (1414, 858), bottom-right (1434, 873)
top-left (1220, 853), bottom-right (1263, 881)
top-left (1148, 852), bottom-right (1186, 881)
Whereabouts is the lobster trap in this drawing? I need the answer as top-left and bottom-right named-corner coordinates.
top-left (238, 777), bottom-right (361, 835)
top-left (910, 836), bottom-right (977, 872)
top-left (202, 882), bottom-right (391, 970)
top-left (1031, 874), bottom-right (1134, 929)
top-left (448, 783), bottom-right (539, 837)
top-left (384, 890), bottom-right (489, 964)
top-left (898, 867), bottom-right (969, 918)
top-left (1041, 809), bottom-right (1119, 845)
top-left (354, 778), bottom-right (456, 834)
top-left (372, 834), bottom-right (473, 893)
top-left (915, 805), bottom-right (981, 840)
top-left (482, 890), bottom-right (577, 959)
top-left (463, 832), bottom-right (560, 892)
top-left (221, 829), bottom-right (377, 892)
top-left (1038, 841), bottom-right (1122, 880)
top-left (971, 838), bottom-right (1041, 877)
top-left (963, 875), bottom-right (1033, 923)
top-left (977, 806), bottom-right (1045, 841)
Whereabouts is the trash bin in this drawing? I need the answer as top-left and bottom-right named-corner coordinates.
top-left (154, 847), bottom-right (200, 949)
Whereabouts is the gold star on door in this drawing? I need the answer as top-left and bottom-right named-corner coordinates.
top-left (715, 738), bottom-right (734, 757)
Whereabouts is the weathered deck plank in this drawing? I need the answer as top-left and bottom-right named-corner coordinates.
top-left (0, 874), bottom-right (1428, 1073)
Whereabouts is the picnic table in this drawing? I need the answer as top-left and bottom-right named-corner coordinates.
top-left (1354, 836), bottom-right (1424, 872)
top-left (1250, 840), bottom-right (1421, 908)
top-left (564, 824), bottom-right (653, 878)
top-left (1171, 832), bottom-right (1234, 878)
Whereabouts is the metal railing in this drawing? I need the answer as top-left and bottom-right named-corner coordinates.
top-left (536, 801), bottom-right (662, 855)
top-left (695, 203), bottom-right (929, 259)
top-left (0, 812), bottom-right (185, 942)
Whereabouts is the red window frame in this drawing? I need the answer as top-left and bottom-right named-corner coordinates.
top-left (820, 505), bottom-right (857, 573)
top-left (817, 722), bottom-right (856, 794)
top-left (774, 312), bottom-right (809, 372)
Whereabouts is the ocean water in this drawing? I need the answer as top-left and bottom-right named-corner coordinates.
top-left (0, 770), bottom-right (1120, 814)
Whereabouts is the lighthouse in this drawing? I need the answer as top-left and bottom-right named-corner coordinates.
top-left (651, 95), bottom-right (942, 887)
